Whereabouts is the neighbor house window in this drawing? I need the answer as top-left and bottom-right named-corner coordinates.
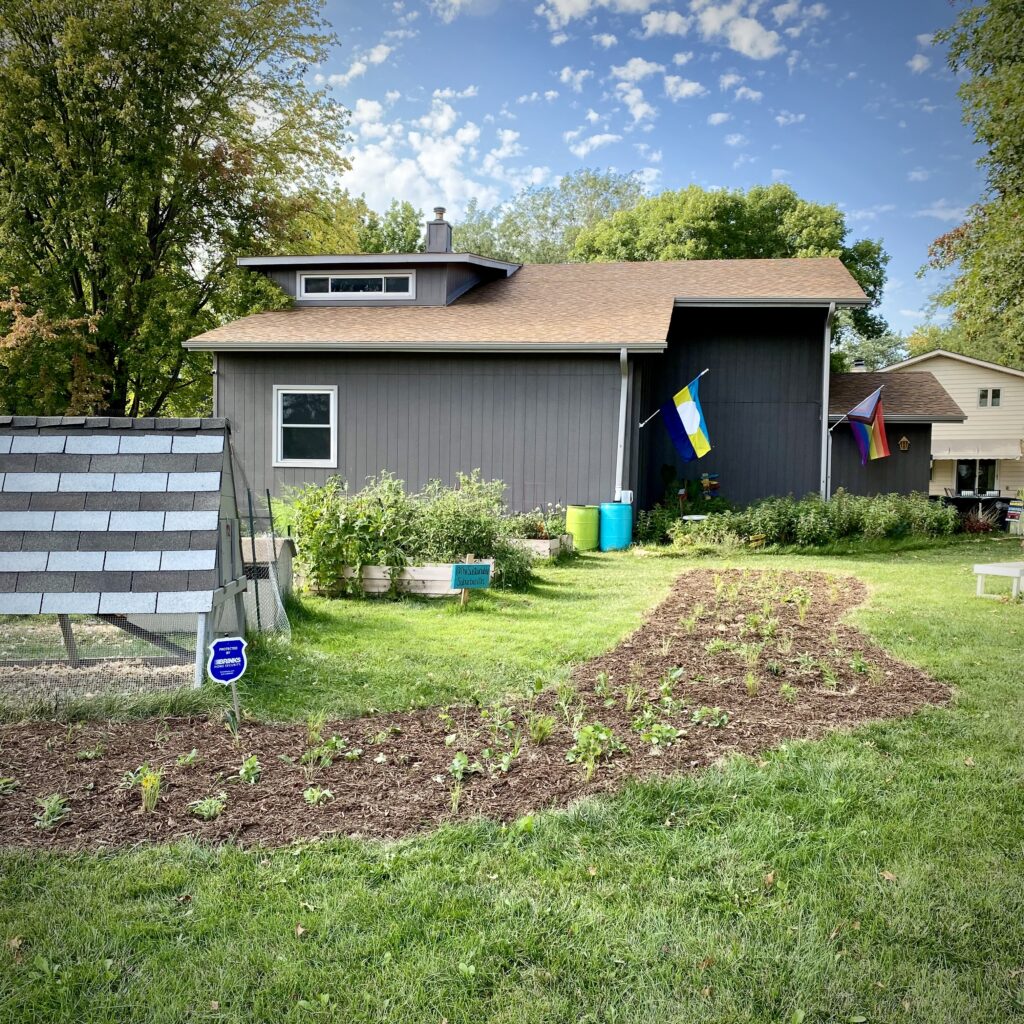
top-left (273, 386), bottom-right (337, 468)
top-left (955, 458), bottom-right (998, 495)
top-left (991, 388), bottom-right (1001, 407)
top-left (299, 272), bottom-right (415, 300)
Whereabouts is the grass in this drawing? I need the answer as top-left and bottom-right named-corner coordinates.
top-left (2, 536), bottom-right (1024, 1022)
top-left (244, 550), bottom-right (685, 719)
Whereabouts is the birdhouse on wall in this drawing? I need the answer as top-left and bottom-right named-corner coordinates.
top-left (898, 436), bottom-right (911, 452)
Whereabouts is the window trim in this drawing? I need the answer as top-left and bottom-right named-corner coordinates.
top-left (298, 271), bottom-right (416, 301)
top-left (991, 387), bottom-right (1001, 407)
top-left (978, 388), bottom-right (989, 407)
top-left (272, 385), bottom-right (338, 469)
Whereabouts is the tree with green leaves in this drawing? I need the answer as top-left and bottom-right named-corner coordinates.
top-left (571, 183), bottom-right (889, 338)
top-left (0, 0), bottom-right (349, 417)
top-left (925, 0), bottom-right (1024, 371)
top-left (452, 169), bottom-right (645, 263)
top-left (359, 200), bottom-right (426, 254)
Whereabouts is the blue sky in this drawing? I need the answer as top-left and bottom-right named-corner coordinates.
top-left (318, 0), bottom-right (981, 332)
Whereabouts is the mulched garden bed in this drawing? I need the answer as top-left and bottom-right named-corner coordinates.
top-left (0, 569), bottom-right (949, 851)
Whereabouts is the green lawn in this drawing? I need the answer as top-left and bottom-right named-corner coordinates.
top-left (2, 537), bottom-right (1024, 1023)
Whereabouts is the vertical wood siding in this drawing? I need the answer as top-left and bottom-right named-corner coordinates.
top-left (217, 352), bottom-right (621, 509)
top-left (829, 424), bottom-right (932, 495)
top-left (635, 307), bottom-right (828, 507)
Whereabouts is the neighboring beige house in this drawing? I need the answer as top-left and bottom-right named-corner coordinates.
top-left (882, 349), bottom-right (1024, 497)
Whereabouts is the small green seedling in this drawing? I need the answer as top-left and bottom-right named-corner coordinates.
top-left (448, 751), bottom-right (484, 782)
top-left (638, 721), bottom-right (681, 752)
top-left (691, 706), bottom-right (730, 728)
top-left (450, 781), bottom-right (463, 813)
top-left (849, 653), bottom-right (869, 674)
top-left (0, 777), bottom-right (19, 797)
top-left (75, 744), bottom-right (105, 762)
top-left (189, 792), bottom-right (227, 820)
top-left (566, 722), bottom-right (627, 780)
top-left (34, 794), bottom-right (69, 830)
top-left (779, 683), bottom-right (798, 703)
top-left (139, 767), bottom-right (162, 813)
top-left (238, 755), bottom-right (261, 785)
top-left (303, 786), bottom-right (333, 806)
top-left (526, 711), bottom-right (556, 745)
top-left (176, 748), bottom-right (199, 767)
top-left (305, 710), bottom-right (328, 748)
top-left (745, 671), bottom-right (759, 697)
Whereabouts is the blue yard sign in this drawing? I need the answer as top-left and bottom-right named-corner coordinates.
top-left (207, 636), bottom-right (248, 686)
top-left (451, 562), bottom-right (491, 590)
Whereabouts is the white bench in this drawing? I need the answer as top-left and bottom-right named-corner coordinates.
top-left (974, 562), bottom-right (1024, 600)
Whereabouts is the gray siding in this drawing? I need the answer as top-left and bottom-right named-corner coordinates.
top-left (635, 307), bottom-right (828, 507)
top-left (829, 423), bottom-right (932, 495)
top-left (217, 352), bottom-right (621, 510)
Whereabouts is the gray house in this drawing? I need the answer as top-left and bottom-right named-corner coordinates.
top-left (184, 209), bottom-right (955, 509)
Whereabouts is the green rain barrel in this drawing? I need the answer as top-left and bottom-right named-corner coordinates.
top-left (599, 502), bottom-right (633, 551)
top-left (566, 505), bottom-right (600, 551)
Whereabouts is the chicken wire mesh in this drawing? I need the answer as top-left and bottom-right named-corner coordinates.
top-left (0, 613), bottom-right (201, 712)
top-left (239, 527), bottom-right (292, 639)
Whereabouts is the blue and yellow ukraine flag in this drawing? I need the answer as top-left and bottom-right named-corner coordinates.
top-left (660, 375), bottom-right (711, 462)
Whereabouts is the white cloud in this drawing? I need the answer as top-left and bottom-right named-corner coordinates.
top-left (585, 107), bottom-right (602, 122)
top-left (664, 75), bottom-right (707, 100)
top-left (641, 9), bottom-right (693, 36)
top-left (907, 168), bottom-right (930, 182)
top-left (611, 56), bottom-right (665, 80)
top-left (545, 89), bottom-right (560, 100)
top-left (735, 85), bottom-right (763, 101)
top-left (733, 152), bottom-right (756, 169)
top-left (673, 51), bottom-right (694, 64)
top-left (915, 32), bottom-right (933, 47)
top-left (593, 32), bottom-right (618, 47)
top-left (430, 0), bottom-right (497, 22)
top-left (418, 98), bottom-right (460, 134)
top-left (638, 166), bottom-right (661, 188)
top-left (707, 111), bottom-right (732, 124)
top-left (535, 0), bottom-right (657, 32)
top-left (433, 85), bottom-right (479, 99)
top-left (771, 167), bottom-right (790, 179)
top-left (615, 82), bottom-right (657, 121)
top-left (327, 42), bottom-right (393, 87)
top-left (848, 203), bottom-right (896, 223)
top-left (719, 72), bottom-right (744, 90)
top-left (352, 98), bottom-right (385, 124)
top-left (724, 132), bottom-right (748, 146)
top-left (693, 1), bottom-right (785, 60)
top-left (559, 65), bottom-right (593, 92)
top-left (635, 142), bottom-right (663, 162)
top-left (914, 198), bottom-right (966, 222)
top-left (907, 53), bottom-right (931, 74)
top-left (568, 131), bottom-right (622, 158)
top-left (770, 1), bottom-right (827, 37)
top-left (551, 32), bottom-right (569, 45)
top-left (774, 109), bottom-right (805, 125)
top-left (385, 90), bottom-right (401, 103)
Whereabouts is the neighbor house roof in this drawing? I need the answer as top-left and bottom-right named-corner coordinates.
top-left (0, 417), bottom-right (242, 616)
top-left (184, 257), bottom-right (869, 352)
top-left (828, 372), bottom-right (966, 424)
top-left (881, 348), bottom-right (1024, 380)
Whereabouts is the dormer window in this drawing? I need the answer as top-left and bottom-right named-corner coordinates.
top-left (299, 272), bottom-right (415, 300)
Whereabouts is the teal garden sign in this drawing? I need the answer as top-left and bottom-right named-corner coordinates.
top-left (451, 562), bottom-right (491, 590)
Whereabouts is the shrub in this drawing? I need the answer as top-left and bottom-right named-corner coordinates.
top-left (672, 489), bottom-right (961, 550)
top-left (291, 470), bottom-right (535, 594)
top-left (506, 503), bottom-right (567, 539)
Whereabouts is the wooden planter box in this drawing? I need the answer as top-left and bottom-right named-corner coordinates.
top-left (337, 560), bottom-right (496, 598)
top-left (508, 534), bottom-right (573, 559)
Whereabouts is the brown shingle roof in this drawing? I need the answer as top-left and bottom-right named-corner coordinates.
top-left (185, 257), bottom-right (868, 349)
top-left (829, 372), bottom-right (965, 422)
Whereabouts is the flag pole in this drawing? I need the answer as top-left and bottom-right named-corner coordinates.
top-left (826, 383), bottom-right (886, 497)
top-left (638, 368), bottom-right (710, 428)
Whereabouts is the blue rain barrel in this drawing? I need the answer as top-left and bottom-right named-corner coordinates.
top-left (599, 502), bottom-right (633, 551)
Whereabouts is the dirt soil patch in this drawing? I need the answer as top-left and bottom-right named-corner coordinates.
top-left (0, 569), bottom-right (949, 851)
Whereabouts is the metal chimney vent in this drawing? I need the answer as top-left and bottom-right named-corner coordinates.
top-left (425, 206), bottom-right (453, 253)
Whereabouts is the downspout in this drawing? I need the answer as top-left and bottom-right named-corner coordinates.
top-left (819, 301), bottom-right (837, 498)
top-left (212, 353), bottom-right (219, 418)
top-left (614, 347), bottom-right (629, 501)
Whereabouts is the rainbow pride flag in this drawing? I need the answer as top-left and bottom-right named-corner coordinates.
top-left (847, 386), bottom-right (890, 465)
top-left (660, 375), bottom-right (711, 462)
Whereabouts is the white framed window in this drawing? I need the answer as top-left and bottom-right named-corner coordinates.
top-left (299, 271), bottom-right (416, 300)
top-left (991, 387), bottom-right (1001, 407)
top-left (979, 388), bottom-right (988, 407)
top-left (273, 386), bottom-right (337, 468)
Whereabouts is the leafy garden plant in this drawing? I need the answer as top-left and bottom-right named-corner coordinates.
top-left (238, 755), bottom-right (261, 785)
top-left (566, 723), bottom-right (628, 780)
top-left (189, 792), bottom-right (227, 821)
top-left (34, 794), bottom-right (69, 830)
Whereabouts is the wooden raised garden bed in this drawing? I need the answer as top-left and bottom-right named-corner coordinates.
top-left (337, 560), bottom-right (496, 598)
top-left (508, 534), bottom-right (573, 559)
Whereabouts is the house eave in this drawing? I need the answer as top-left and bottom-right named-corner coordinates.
top-left (236, 252), bottom-right (522, 276)
top-left (182, 340), bottom-right (669, 354)
top-left (828, 414), bottom-right (966, 424)
top-left (675, 296), bottom-right (870, 308)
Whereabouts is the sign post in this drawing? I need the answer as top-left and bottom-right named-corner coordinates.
top-left (450, 558), bottom-right (491, 607)
top-left (207, 636), bottom-right (247, 732)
